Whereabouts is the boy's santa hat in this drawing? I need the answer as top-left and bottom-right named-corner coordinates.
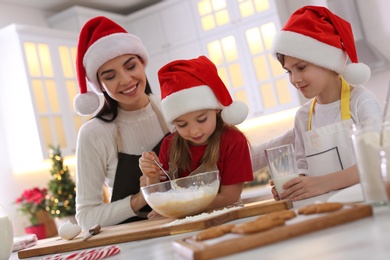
top-left (158, 56), bottom-right (248, 125)
top-left (272, 5), bottom-right (370, 85)
top-left (74, 16), bottom-right (149, 115)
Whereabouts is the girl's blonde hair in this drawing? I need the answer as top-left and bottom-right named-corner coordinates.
top-left (169, 113), bottom-right (244, 173)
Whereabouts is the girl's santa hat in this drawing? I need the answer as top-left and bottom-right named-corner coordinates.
top-left (158, 56), bottom-right (248, 125)
top-left (272, 5), bottom-right (370, 85)
top-left (74, 16), bottom-right (149, 115)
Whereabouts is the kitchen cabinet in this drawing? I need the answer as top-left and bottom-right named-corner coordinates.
top-left (144, 41), bottom-right (203, 94)
top-left (126, 0), bottom-right (198, 56)
top-left (0, 24), bottom-right (84, 169)
top-left (125, 0), bottom-right (202, 93)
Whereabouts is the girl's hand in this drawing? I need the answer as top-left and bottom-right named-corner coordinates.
top-left (147, 210), bottom-right (163, 220)
top-left (139, 151), bottom-right (168, 184)
top-left (140, 175), bottom-right (147, 187)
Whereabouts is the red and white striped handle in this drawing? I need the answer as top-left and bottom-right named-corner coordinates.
top-left (40, 245), bottom-right (121, 260)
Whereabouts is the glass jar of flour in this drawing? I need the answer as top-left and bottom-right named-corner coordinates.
top-left (351, 120), bottom-right (389, 206)
top-left (0, 204), bottom-right (14, 259)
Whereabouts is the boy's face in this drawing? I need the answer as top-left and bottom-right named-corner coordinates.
top-left (173, 109), bottom-right (219, 146)
top-left (282, 55), bottom-right (341, 104)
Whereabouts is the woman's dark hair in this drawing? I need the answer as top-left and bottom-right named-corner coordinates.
top-left (94, 78), bottom-right (153, 122)
top-left (276, 53), bottom-right (285, 66)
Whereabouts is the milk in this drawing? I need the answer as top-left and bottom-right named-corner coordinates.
top-left (273, 174), bottom-right (299, 195)
top-left (266, 144), bottom-right (299, 196)
top-left (0, 206), bottom-right (14, 260)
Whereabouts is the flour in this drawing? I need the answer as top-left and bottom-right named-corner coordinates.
top-left (353, 131), bottom-right (388, 204)
top-left (163, 206), bottom-right (240, 227)
top-left (0, 214), bottom-right (13, 259)
top-left (147, 180), bottom-right (218, 204)
top-left (146, 179), bottom-right (220, 218)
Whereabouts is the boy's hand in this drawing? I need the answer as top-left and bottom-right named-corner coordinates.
top-left (269, 179), bottom-right (281, 201)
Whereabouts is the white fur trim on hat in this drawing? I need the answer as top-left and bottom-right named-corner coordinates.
top-left (161, 85), bottom-right (222, 123)
top-left (161, 85), bottom-right (248, 125)
top-left (343, 62), bottom-right (371, 85)
top-left (73, 91), bottom-right (100, 116)
top-left (221, 101), bottom-right (248, 125)
top-left (272, 31), bottom-right (347, 74)
top-left (83, 33), bottom-right (149, 94)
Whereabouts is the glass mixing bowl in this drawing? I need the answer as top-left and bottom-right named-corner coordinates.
top-left (141, 170), bottom-right (220, 218)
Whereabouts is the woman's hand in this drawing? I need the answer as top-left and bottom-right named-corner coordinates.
top-left (130, 191), bottom-right (147, 213)
top-left (139, 151), bottom-right (168, 184)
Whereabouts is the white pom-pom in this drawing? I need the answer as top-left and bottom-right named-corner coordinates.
top-left (343, 62), bottom-right (371, 85)
top-left (221, 101), bottom-right (249, 125)
top-left (74, 91), bottom-right (100, 116)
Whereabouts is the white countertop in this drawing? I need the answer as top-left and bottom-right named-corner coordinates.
top-left (11, 185), bottom-right (390, 260)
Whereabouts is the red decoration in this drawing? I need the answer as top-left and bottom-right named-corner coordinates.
top-left (25, 224), bottom-right (46, 240)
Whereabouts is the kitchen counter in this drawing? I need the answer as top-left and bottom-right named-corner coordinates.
top-left (10, 185), bottom-right (390, 260)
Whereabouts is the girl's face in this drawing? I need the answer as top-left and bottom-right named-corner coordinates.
top-left (173, 109), bottom-right (219, 146)
top-left (97, 54), bottom-right (148, 111)
top-left (283, 55), bottom-right (341, 104)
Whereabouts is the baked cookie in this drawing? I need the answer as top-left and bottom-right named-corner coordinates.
top-left (231, 218), bottom-right (285, 234)
top-left (298, 202), bottom-right (343, 215)
top-left (194, 224), bottom-right (235, 241)
top-left (259, 210), bottom-right (297, 221)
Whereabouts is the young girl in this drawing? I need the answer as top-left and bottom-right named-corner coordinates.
top-left (270, 6), bottom-right (382, 201)
top-left (139, 56), bottom-right (253, 212)
top-left (74, 16), bottom-right (172, 230)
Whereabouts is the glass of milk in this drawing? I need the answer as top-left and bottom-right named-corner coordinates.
top-left (265, 144), bottom-right (299, 195)
top-left (0, 204), bottom-right (14, 260)
top-left (351, 119), bottom-right (389, 206)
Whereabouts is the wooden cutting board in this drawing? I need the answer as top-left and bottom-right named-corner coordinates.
top-left (173, 203), bottom-right (373, 260)
top-left (18, 199), bottom-right (292, 258)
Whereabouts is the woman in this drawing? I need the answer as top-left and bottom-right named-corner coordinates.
top-left (74, 16), bottom-right (171, 230)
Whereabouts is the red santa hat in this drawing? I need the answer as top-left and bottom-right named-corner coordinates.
top-left (272, 5), bottom-right (370, 85)
top-left (158, 56), bottom-right (248, 125)
top-left (74, 16), bottom-right (149, 115)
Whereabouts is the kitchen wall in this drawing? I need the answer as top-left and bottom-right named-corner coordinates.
top-left (1, 0), bottom-right (390, 237)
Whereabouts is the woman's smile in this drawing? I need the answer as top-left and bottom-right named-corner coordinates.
top-left (120, 83), bottom-right (138, 96)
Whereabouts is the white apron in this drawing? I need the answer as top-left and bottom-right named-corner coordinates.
top-left (304, 78), bottom-right (356, 176)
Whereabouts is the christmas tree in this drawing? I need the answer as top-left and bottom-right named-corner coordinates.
top-left (47, 145), bottom-right (76, 218)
